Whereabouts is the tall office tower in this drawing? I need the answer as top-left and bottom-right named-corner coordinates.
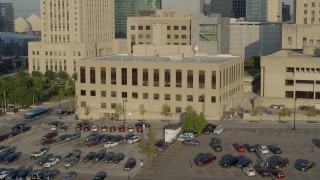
top-left (294, 0), bottom-right (320, 24)
top-left (232, 0), bottom-right (246, 18)
top-left (0, 2), bottom-right (14, 32)
top-left (115, 0), bottom-right (161, 38)
top-left (162, 0), bottom-right (204, 14)
top-left (211, 0), bottom-right (233, 17)
top-left (282, 2), bottom-right (290, 22)
top-left (246, 0), bottom-right (281, 22)
top-left (28, 0), bottom-right (126, 75)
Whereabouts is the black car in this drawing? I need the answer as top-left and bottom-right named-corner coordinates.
top-left (155, 140), bottom-right (168, 149)
top-left (124, 134), bottom-right (134, 142)
top-left (296, 160), bottom-right (315, 172)
top-left (19, 125), bottom-right (32, 133)
top-left (75, 125), bottom-right (82, 131)
top-left (268, 145), bottom-right (282, 154)
top-left (93, 173), bottom-right (107, 180)
top-left (210, 138), bottom-right (222, 152)
top-left (0, 152), bottom-right (14, 163)
top-left (5, 131), bottom-right (19, 138)
top-left (202, 127), bottom-right (212, 134)
top-left (92, 151), bottom-right (106, 162)
top-left (254, 165), bottom-right (271, 177)
top-left (37, 156), bottom-right (49, 166)
top-left (86, 132), bottom-right (100, 142)
top-left (112, 153), bottom-right (125, 164)
top-left (12, 123), bottom-right (28, 131)
top-left (4, 169), bottom-right (19, 179)
top-left (244, 144), bottom-right (256, 152)
top-left (83, 152), bottom-right (97, 162)
top-left (2, 153), bottom-right (18, 164)
top-left (60, 125), bottom-right (69, 132)
top-left (102, 152), bottom-right (115, 164)
top-left (124, 158), bottom-right (136, 171)
top-left (16, 169), bottom-right (29, 179)
top-left (112, 135), bottom-right (124, 143)
top-left (219, 155), bottom-right (238, 168)
top-left (135, 122), bottom-right (150, 128)
top-left (41, 139), bottom-right (57, 145)
top-left (49, 121), bottom-right (65, 127)
top-left (66, 132), bottom-right (81, 141)
top-left (57, 134), bottom-right (72, 141)
top-left (43, 169), bottom-right (60, 179)
top-left (269, 158), bottom-right (289, 169)
top-left (235, 156), bottom-right (252, 168)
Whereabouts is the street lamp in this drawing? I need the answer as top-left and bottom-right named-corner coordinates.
top-left (293, 98), bottom-right (297, 131)
top-left (123, 99), bottom-right (127, 124)
top-left (128, 113), bottom-right (131, 122)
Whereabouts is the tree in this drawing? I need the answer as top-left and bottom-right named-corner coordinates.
top-left (114, 103), bottom-right (123, 118)
top-left (181, 112), bottom-right (195, 132)
top-left (244, 57), bottom-right (254, 68)
top-left (161, 103), bottom-right (171, 121)
top-left (31, 71), bottom-right (43, 78)
top-left (251, 106), bottom-right (261, 120)
top-left (44, 70), bottom-right (56, 81)
top-left (279, 108), bottom-right (289, 121)
top-left (65, 79), bottom-right (75, 96)
top-left (84, 106), bottom-right (90, 117)
top-left (137, 132), bottom-right (156, 160)
top-left (57, 71), bottom-right (70, 81)
top-left (194, 113), bottom-right (208, 133)
top-left (184, 105), bottom-right (196, 115)
top-left (71, 72), bottom-right (77, 81)
top-left (307, 106), bottom-right (317, 120)
top-left (139, 104), bottom-right (146, 119)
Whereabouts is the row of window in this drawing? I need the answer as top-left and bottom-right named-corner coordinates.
top-left (287, 37), bottom-right (320, 46)
top-left (303, 2), bottom-right (319, 7)
top-left (131, 25), bottom-right (188, 31)
top-left (32, 51), bottom-right (82, 57)
top-left (285, 91), bottom-right (320, 99)
top-left (285, 79), bottom-right (320, 86)
top-left (286, 67), bottom-right (320, 73)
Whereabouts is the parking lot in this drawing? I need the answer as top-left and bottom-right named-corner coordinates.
top-left (136, 129), bottom-right (320, 180)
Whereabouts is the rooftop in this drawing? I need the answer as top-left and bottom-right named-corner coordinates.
top-left (0, 32), bottom-right (40, 40)
top-left (86, 54), bottom-right (240, 64)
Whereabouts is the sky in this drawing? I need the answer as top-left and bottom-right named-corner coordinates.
top-left (2, 0), bottom-right (293, 18)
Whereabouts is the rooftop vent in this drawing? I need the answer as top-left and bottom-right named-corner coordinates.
top-left (169, 53), bottom-right (184, 61)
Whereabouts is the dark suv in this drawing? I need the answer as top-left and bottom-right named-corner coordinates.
top-left (210, 138), bottom-right (222, 152)
top-left (270, 158), bottom-right (289, 169)
top-left (194, 153), bottom-right (216, 166)
top-left (219, 155), bottom-right (238, 168)
top-left (235, 156), bottom-right (252, 168)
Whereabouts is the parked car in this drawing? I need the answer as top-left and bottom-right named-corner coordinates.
top-left (244, 144), bottom-right (256, 152)
top-left (233, 143), bottom-right (246, 152)
top-left (92, 125), bottom-right (99, 132)
top-left (86, 132), bottom-right (100, 142)
top-left (42, 132), bottom-right (58, 140)
top-left (16, 169), bottom-right (30, 179)
top-left (296, 160), bottom-right (315, 172)
top-left (183, 129), bottom-right (199, 137)
top-left (43, 158), bottom-right (60, 167)
top-left (136, 126), bottom-right (143, 132)
top-left (177, 135), bottom-right (192, 142)
top-left (2, 153), bottom-right (19, 164)
top-left (124, 158), bottom-right (136, 171)
top-left (30, 169), bottom-right (45, 180)
top-left (155, 140), bottom-right (168, 149)
top-left (124, 134), bottom-right (134, 142)
top-left (43, 169), bottom-right (60, 180)
top-left (12, 123), bottom-right (28, 131)
top-left (37, 156), bottom-right (50, 166)
top-left (101, 126), bottom-right (108, 132)
top-left (235, 156), bottom-right (252, 168)
top-left (118, 125), bottom-right (126, 132)
top-left (104, 141), bottom-right (118, 148)
top-left (243, 167), bottom-right (256, 176)
top-left (92, 150), bottom-right (106, 162)
top-left (75, 125), bottom-right (82, 131)
top-left (66, 132), bottom-right (81, 141)
top-left (268, 145), bottom-right (282, 154)
top-left (109, 125), bottom-right (117, 132)
top-left (269, 169), bottom-right (285, 178)
top-left (213, 126), bottom-right (223, 134)
top-left (19, 125), bottom-right (32, 133)
top-left (60, 125), bottom-right (69, 132)
top-left (270, 158), bottom-right (289, 169)
top-left (256, 144), bottom-right (269, 154)
top-left (202, 123), bottom-right (217, 134)
top-left (4, 169), bottom-right (18, 179)
top-left (41, 139), bottom-right (57, 145)
top-left (254, 165), bottom-right (271, 177)
top-left (182, 139), bottom-right (200, 146)
top-left (111, 153), bottom-right (125, 164)
top-left (92, 173), bottom-right (107, 180)
top-left (219, 155), bottom-right (238, 168)
top-left (87, 141), bottom-right (101, 147)
top-left (127, 135), bottom-right (141, 144)
top-left (102, 152), bottom-right (115, 164)
top-left (63, 171), bottom-right (77, 180)
top-left (135, 122), bottom-right (150, 128)
top-left (83, 125), bottom-right (91, 132)
top-left (49, 121), bottom-right (64, 127)
top-left (30, 148), bottom-right (48, 159)
top-left (210, 138), bottom-right (222, 152)
top-left (57, 134), bottom-right (72, 141)
top-left (112, 135), bottom-right (124, 143)
top-left (83, 152), bottom-right (96, 162)
top-left (194, 153), bottom-right (216, 166)
top-left (127, 125), bottom-right (134, 133)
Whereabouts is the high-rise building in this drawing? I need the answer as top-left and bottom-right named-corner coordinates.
top-left (0, 2), bottom-right (14, 32)
top-left (162, 0), bottom-right (205, 14)
top-left (28, 0), bottom-right (127, 75)
top-left (232, 0), bottom-right (246, 18)
top-left (115, 0), bottom-right (161, 38)
top-left (294, 0), bottom-right (320, 24)
top-left (282, 3), bottom-right (290, 22)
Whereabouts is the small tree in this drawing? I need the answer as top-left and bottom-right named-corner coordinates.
top-left (279, 108), bottom-right (289, 121)
top-left (184, 105), bottom-right (196, 115)
top-left (181, 112), bottom-right (195, 132)
top-left (57, 71), bottom-right (70, 81)
top-left (194, 113), bottom-right (208, 133)
top-left (31, 71), bottom-right (43, 78)
top-left (137, 132), bottom-right (156, 160)
top-left (161, 103), bottom-right (171, 121)
top-left (114, 103), bottom-right (123, 119)
top-left (139, 104), bottom-right (146, 120)
top-left (44, 70), bottom-right (56, 81)
top-left (71, 72), bottom-right (77, 81)
top-left (251, 106), bottom-right (261, 120)
top-left (84, 106), bottom-right (90, 117)
top-left (307, 106), bottom-right (317, 120)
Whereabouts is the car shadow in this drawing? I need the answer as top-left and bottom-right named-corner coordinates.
top-left (294, 159), bottom-right (307, 170)
top-left (311, 139), bottom-right (320, 148)
top-left (95, 171), bottom-right (107, 176)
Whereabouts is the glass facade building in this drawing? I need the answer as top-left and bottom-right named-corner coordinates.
top-left (232, 0), bottom-right (246, 18)
top-left (0, 3), bottom-right (14, 32)
top-left (115, 0), bottom-right (161, 38)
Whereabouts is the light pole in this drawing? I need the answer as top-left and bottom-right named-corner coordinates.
top-left (123, 99), bottom-right (127, 124)
top-left (128, 113), bottom-right (131, 122)
top-left (293, 98), bottom-right (297, 131)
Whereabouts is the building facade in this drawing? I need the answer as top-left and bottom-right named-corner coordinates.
top-left (115, 0), bottom-right (161, 38)
top-left (162, 0), bottom-right (204, 14)
top-left (230, 21), bottom-right (282, 58)
top-left (294, 0), bottom-right (320, 24)
top-left (76, 55), bottom-right (244, 121)
top-left (261, 49), bottom-right (320, 100)
top-left (28, 0), bottom-right (127, 75)
top-left (0, 2), bottom-right (14, 32)
top-left (282, 24), bottom-right (320, 49)
top-left (282, 2), bottom-right (290, 22)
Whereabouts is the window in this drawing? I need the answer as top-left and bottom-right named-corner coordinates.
top-left (176, 94), bottom-right (182, 101)
top-left (211, 96), bottom-right (216, 103)
top-left (121, 68), bottom-right (127, 85)
top-left (81, 101), bottom-right (86, 107)
top-left (90, 67), bottom-right (95, 84)
top-left (146, 26), bottom-right (150, 30)
top-left (211, 71), bottom-right (216, 89)
top-left (167, 26), bottom-right (171, 30)
top-left (132, 68), bottom-right (138, 86)
top-left (154, 93), bottom-right (159, 100)
top-left (100, 67), bottom-right (106, 84)
top-left (187, 95), bottom-right (193, 102)
top-left (176, 70), bottom-right (182, 88)
top-left (304, 10), bottom-right (307, 14)
top-left (122, 92), bottom-right (127, 98)
top-left (143, 93), bottom-right (148, 99)
top-left (143, 69), bottom-right (148, 86)
top-left (138, 34), bottom-right (143, 39)
top-left (303, 37), bottom-right (307, 45)
top-left (138, 26), bottom-right (143, 30)
top-left (154, 69), bottom-right (159, 87)
top-left (285, 91), bottom-right (294, 98)
top-left (296, 91), bottom-right (314, 99)
top-left (80, 90), bottom-right (86, 96)
top-left (130, 26), bottom-right (135, 30)
top-left (111, 91), bottom-right (117, 97)
top-left (296, 80), bottom-right (314, 84)
top-left (111, 67), bottom-right (116, 85)
top-left (199, 95), bottom-right (205, 102)
top-left (165, 94), bottom-right (171, 100)
top-left (316, 92), bottom-right (320, 99)
top-left (181, 35), bottom-right (187, 39)
top-left (111, 103), bottom-right (116, 109)
top-left (174, 26), bottom-right (179, 30)
top-left (286, 67), bottom-right (294, 73)
top-left (176, 107), bottom-right (182, 113)
top-left (285, 79), bottom-right (294, 86)
top-left (90, 90), bottom-right (96, 96)
top-left (101, 103), bottom-right (107, 108)
top-left (174, 35), bottom-right (179, 39)
top-left (132, 92), bottom-right (138, 99)
top-left (80, 67), bottom-right (86, 83)
top-left (101, 91), bottom-right (106, 97)
top-left (167, 35), bottom-right (171, 39)
top-left (187, 70), bottom-right (193, 88)
top-left (199, 70), bottom-right (205, 89)
top-left (165, 69), bottom-right (170, 87)
top-left (199, 24), bottom-right (218, 41)
top-left (181, 26), bottom-right (186, 30)
top-left (288, 37), bottom-right (292, 45)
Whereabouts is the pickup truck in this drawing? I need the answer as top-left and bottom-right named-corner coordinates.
top-left (64, 149), bottom-right (81, 169)
top-left (30, 148), bottom-right (48, 159)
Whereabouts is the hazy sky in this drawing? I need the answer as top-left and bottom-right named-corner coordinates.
top-left (2, 0), bottom-right (293, 18)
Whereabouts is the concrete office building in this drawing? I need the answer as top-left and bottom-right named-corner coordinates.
top-left (282, 24), bottom-right (320, 50)
top-left (115, 0), bottom-right (161, 38)
top-left (282, 3), bottom-right (290, 22)
top-left (294, 0), bottom-right (320, 24)
top-left (127, 10), bottom-right (230, 55)
top-left (162, 0), bottom-right (205, 14)
top-left (28, 0), bottom-right (127, 75)
top-left (0, 2), bottom-right (14, 32)
top-left (230, 20), bottom-right (282, 58)
top-left (76, 54), bottom-right (244, 120)
top-left (261, 48), bottom-right (320, 102)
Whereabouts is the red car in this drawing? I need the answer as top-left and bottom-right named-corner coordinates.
top-left (270, 169), bottom-right (285, 178)
top-left (118, 125), bottom-right (126, 132)
top-left (0, 135), bottom-right (8, 142)
top-left (87, 141), bottom-right (101, 147)
top-left (136, 126), bottom-right (143, 132)
top-left (233, 143), bottom-right (245, 152)
top-left (42, 132), bottom-right (58, 140)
